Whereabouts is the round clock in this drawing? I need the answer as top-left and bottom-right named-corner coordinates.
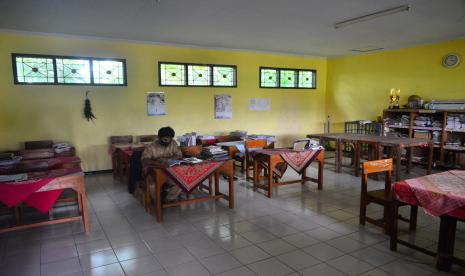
top-left (442, 53), bottom-right (460, 68)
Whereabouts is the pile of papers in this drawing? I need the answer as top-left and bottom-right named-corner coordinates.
top-left (446, 115), bottom-right (465, 129)
top-left (178, 132), bottom-right (197, 147)
top-left (201, 146), bottom-right (229, 160)
top-left (53, 143), bottom-right (72, 154)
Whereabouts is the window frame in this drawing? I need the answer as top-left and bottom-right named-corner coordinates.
top-left (158, 61), bottom-right (237, 88)
top-left (259, 66), bottom-right (316, 89)
top-left (12, 53), bottom-right (127, 86)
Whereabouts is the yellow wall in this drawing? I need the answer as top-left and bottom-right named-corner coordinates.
top-left (327, 38), bottom-right (465, 132)
top-left (0, 33), bottom-right (327, 171)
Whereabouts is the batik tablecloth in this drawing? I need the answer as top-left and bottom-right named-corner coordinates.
top-left (164, 161), bottom-right (226, 193)
top-left (0, 167), bottom-right (82, 213)
top-left (253, 148), bottom-right (323, 176)
top-left (393, 170), bottom-right (465, 220)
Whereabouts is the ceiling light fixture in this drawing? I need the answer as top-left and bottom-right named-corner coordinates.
top-left (334, 5), bottom-right (411, 29)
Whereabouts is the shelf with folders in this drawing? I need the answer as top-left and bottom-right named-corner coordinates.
top-left (383, 109), bottom-right (465, 168)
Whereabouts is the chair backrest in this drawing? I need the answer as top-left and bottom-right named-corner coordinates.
top-left (216, 135), bottom-right (238, 143)
top-left (245, 139), bottom-right (267, 149)
top-left (181, 145), bottom-right (202, 157)
top-left (110, 135), bottom-right (133, 144)
top-left (24, 140), bottom-right (53, 150)
top-left (362, 158), bottom-right (393, 196)
top-left (137, 135), bottom-right (157, 143)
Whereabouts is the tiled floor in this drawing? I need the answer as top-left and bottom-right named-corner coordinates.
top-left (1, 161), bottom-right (464, 276)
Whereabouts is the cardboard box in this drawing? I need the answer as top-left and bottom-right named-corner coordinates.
top-left (413, 131), bottom-right (431, 140)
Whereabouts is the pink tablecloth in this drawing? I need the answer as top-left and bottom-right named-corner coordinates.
top-left (0, 167), bottom-right (82, 213)
top-left (393, 170), bottom-right (465, 220)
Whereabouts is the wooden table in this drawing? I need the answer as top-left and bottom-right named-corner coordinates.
top-left (378, 137), bottom-right (433, 181)
top-left (307, 133), bottom-right (433, 180)
top-left (390, 170), bottom-right (465, 271)
top-left (0, 172), bottom-right (89, 234)
top-left (145, 160), bottom-right (235, 222)
top-left (252, 149), bottom-right (324, 198)
top-left (216, 141), bottom-right (243, 158)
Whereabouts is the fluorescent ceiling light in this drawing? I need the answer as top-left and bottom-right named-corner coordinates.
top-left (334, 5), bottom-right (411, 29)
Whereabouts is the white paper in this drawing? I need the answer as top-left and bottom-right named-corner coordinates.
top-left (215, 94), bottom-right (232, 119)
top-left (249, 98), bottom-right (270, 111)
top-left (147, 92), bottom-right (166, 116)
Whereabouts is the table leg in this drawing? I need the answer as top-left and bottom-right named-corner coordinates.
top-left (301, 166), bottom-right (307, 183)
top-left (337, 139), bottom-right (342, 173)
top-left (436, 216), bottom-right (457, 271)
top-left (215, 172), bottom-right (220, 200)
top-left (155, 173), bottom-right (162, 222)
top-left (406, 147), bottom-right (412, 174)
top-left (395, 147), bottom-right (401, 181)
top-left (427, 142), bottom-right (433, 175)
top-left (389, 200), bottom-right (399, 251)
top-left (228, 167), bottom-right (234, 209)
top-left (267, 159), bottom-right (273, 198)
top-left (253, 159), bottom-right (258, 192)
top-left (318, 152), bottom-right (324, 190)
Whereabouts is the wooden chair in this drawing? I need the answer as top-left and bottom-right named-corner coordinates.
top-left (233, 139), bottom-right (268, 179)
top-left (181, 145), bottom-right (202, 157)
top-left (137, 135), bottom-right (157, 143)
top-left (110, 135), bottom-right (133, 178)
top-left (24, 140), bottom-right (53, 150)
top-left (360, 158), bottom-right (417, 234)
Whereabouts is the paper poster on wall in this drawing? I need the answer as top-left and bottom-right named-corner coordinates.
top-left (249, 98), bottom-right (270, 111)
top-left (147, 92), bottom-right (166, 116)
top-left (215, 94), bottom-right (232, 119)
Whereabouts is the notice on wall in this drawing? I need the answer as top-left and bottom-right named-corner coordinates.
top-left (215, 94), bottom-right (232, 119)
top-left (147, 92), bottom-right (166, 116)
top-left (249, 98), bottom-right (270, 111)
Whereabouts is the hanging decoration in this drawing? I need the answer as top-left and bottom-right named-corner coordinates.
top-left (83, 90), bottom-right (96, 123)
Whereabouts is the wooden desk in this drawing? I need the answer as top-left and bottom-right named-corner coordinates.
top-left (252, 149), bottom-right (324, 198)
top-left (145, 160), bottom-right (234, 222)
top-left (390, 170), bottom-right (465, 271)
top-left (0, 171), bottom-right (89, 234)
top-left (110, 143), bottom-right (146, 180)
top-left (307, 133), bottom-right (349, 173)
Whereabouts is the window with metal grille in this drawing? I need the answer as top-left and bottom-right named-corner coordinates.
top-left (12, 53), bottom-right (127, 86)
top-left (259, 67), bottom-right (316, 89)
top-left (159, 62), bottom-right (236, 87)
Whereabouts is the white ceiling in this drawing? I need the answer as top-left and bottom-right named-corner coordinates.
top-left (0, 0), bottom-right (464, 57)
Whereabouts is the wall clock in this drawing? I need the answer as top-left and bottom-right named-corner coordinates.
top-left (442, 53), bottom-right (460, 68)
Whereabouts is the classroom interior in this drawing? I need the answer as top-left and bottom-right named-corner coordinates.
top-left (0, 1), bottom-right (465, 276)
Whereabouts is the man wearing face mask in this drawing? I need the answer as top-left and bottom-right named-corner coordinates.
top-left (142, 126), bottom-right (183, 202)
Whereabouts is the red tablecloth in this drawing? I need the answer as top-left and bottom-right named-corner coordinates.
top-left (0, 167), bottom-right (82, 213)
top-left (0, 156), bottom-right (81, 174)
top-left (165, 161), bottom-right (225, 193)
top-left (393, 170), bottom-right (465, 220)
top-left (254, 148), bottom-right (323, 174)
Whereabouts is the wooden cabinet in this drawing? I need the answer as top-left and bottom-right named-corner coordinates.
top-left (382, 109), bottom-right (465, 169)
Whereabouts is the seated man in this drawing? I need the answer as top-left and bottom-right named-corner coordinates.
top-left (142, 126), bottom-right (183, 202)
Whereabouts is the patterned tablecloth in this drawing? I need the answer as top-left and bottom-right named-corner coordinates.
top-left (393, 170), bottom-right (465, 220)
top-left (145, 161), bottom-right (226, 193)
top-left (0, 167), bottom-right (83, 213)
top-left (253, 148), bottom-right (323, 175)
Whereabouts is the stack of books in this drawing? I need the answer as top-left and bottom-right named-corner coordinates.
top-left (201, 146), bottom-right (229, 160)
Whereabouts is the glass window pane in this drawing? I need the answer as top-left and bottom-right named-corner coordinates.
top-left (15, 56), bottom-right (55, 83)
top-left (187, 65), bottom-right (211, 86)
top-left (260, 68), bottom-right (278, 87)
top-left (280, 70), bottom-right (297, 88)
top-left (92, 60), bottom-right (125, 85)
top-left (213, 66), bottom-right (235, 87)
top-left (160, 63), bottom-right (185, 86)
top-left (56, 58), bottom-right (91, 84)
top-left (298, 70), bottom-right (314, 88)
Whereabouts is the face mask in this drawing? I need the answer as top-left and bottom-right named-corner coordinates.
top-left (158, 138), bottom-right (171, 147)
